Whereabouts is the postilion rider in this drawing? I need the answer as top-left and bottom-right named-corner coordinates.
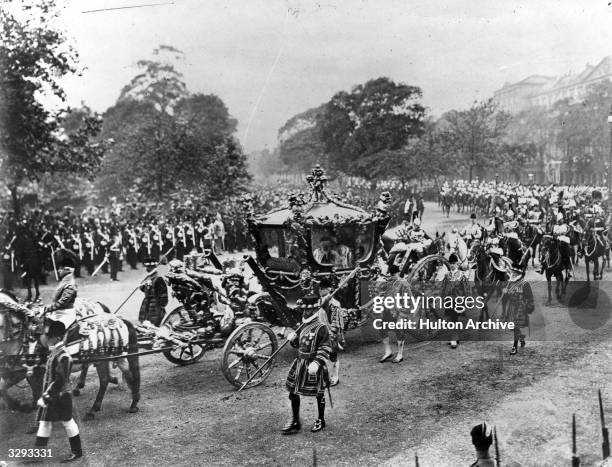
top-left (282, 294), bottom-right (332, 434)
top-left (38, 257), bottom-right (79, 343)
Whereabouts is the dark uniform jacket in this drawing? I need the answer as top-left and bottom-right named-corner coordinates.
top-left (47, 273), bottom-right (77, 312)
top-left (41, 342), bottom-right (73, 422)
top-left (138, 273), bottom-right (168, 326)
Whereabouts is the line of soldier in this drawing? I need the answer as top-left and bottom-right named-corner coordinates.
top-left (0, 210), bottom-right (255, 296)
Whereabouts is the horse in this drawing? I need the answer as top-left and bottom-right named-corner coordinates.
top-left (582, 229), bottom-right (606, 282)
top-left (441, 193), bottom-right (453, 218)
top-left (445, 229), bottom-right (469, 265)
top-left (0, 290), bottom-right (141, 423)
top-left (518, 221), bottom-right (542, 267)
top-left (539, 235), bottom-right (569, 302)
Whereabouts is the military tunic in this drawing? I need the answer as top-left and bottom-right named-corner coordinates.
top-left (40, 342), bottom-right (73, 422)
top-left (46, 273), bottom-right (77, 329)
top-left (286, 316), bottom-right (332, 397)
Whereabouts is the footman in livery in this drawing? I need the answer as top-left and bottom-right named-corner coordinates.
top-left (282, 294), bottom-right (332, 434)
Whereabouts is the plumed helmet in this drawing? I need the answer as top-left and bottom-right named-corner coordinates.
top-left (470, 423), bottom-right (493, 451)
top-left (413, 218), bottom-right (421, 227)
top-left (556, 212), bottom-right (564, 222)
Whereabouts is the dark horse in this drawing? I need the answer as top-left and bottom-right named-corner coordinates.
top-left (467, 240), bottom-right (516, 320)
top-left (441, 193), bottom-right (453, 218)
top-left (582, 227), bottom-right (606, 282)
top-left (0, 290), bottom-right (141, 423)
top-left (539, 236), bottom-right (569, 302)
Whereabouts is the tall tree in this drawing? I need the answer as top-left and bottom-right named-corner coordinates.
top-left (0, 0), bottom-right (106, 216)
top-left (278, 104), bottom-right (327, 171)
top-left (98, 47), bottom-right (249, 201)
top-left (317, 77), bottom-right (426, 177)
top-left (440, 99), bottom-right (510, 181)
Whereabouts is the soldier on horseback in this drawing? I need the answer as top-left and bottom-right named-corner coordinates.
top-left (550, 212), bottom-right (572, 277)
top-left (40, 257), bottom-right (78, 340)
top-left (405, 218), bottom-right (432, 258)
top-left (461, 213), bottom-right (484, 248)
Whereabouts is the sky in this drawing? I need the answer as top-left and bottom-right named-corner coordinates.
top-left (49, 0), bottom-right (612, 152)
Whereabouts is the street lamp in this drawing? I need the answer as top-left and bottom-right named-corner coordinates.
top-left (608, 106), bottom-right (612, 192)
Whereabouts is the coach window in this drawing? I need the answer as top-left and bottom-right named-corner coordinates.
top-left (260, 228), bottom-right (283, 258)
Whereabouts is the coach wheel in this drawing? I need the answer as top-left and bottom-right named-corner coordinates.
top-left (221, 322), bottom-right (278, 389)
top-left (161, 306), bottom-right (206, 365)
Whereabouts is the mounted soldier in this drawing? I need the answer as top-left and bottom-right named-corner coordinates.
top-left (461, 213), bottom-right (484, 248)
top-left (40, 257), bottom-right (78, 343)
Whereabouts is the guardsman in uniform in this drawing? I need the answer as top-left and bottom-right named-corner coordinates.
top-left (82, 227), bottom-right (95, 276)
top-left (175, 223), bottom-right (186, 261)
top-left (34, 320), bottom-right (83, 462)
top-left (541, 212), bottom-right (571, 276)
top-left (502, 278), bottom-right (534, 355)
top-left (1, 230), bottom-right (16, 291)
top-left (282, 294), bottom-right (332, 434)
top-left (469, 423), bottom-right (497, 466)
top-left (124, 225), bottom-right (139, 270)
top-left (461, 213), bottom-right (484, 248)
top-left (108, 228), bottom-right (121, 281)
top-left (138, 257), bottom-right (168, 326)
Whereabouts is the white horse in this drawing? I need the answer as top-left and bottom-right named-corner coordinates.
top-left (446, 228), bottom-right (469, 264)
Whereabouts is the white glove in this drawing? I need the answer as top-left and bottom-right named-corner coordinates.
top-left (286, 331), bottom-right (297, 342)
top-left (37, 398), bottom-right (47, 409)
top-left (307, 361), bottom-right (319, 376)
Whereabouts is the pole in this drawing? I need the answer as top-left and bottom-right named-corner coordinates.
top-left (572, 413), bottom-right (580, 467)
top-left (599, 389), bottom-right (610, 459)
top-left (50, 246), bottom-right (58, 281)
top-left (608, 106), bottom-right (612, 194)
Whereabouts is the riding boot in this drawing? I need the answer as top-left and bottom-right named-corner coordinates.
top-left (61, 435), bottom-right (83, 462)
top-left (312, 396), bottom-right (326, 432)
top-left (281, 394), bottom-right (301, 434)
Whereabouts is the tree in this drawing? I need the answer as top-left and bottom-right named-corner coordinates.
top-left (440, 99), bottom-right (510, 181)
top-left (0, 0), bottom-right (106, 216)
top-left (278, 104), bottom-right (327, 172)
top-left (97, 47), bottom-right (250, 201)
top-left (317, 77), bottom-right (426, 177)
